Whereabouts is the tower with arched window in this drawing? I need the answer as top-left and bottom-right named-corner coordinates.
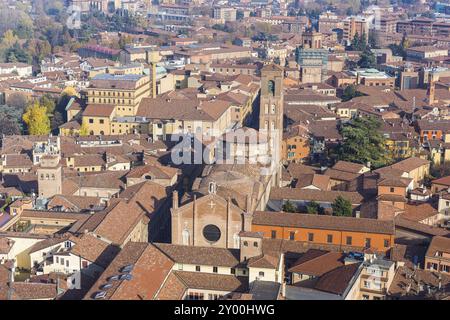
top-left (259, 63), bottom-right (284, 186)
top-left (37, 155), bottom-right (62, 199)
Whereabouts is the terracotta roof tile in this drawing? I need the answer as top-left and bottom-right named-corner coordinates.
top-left (154, 243), bottom-right (241, 268)
top-left (84, 242), bottom-right (174, 300)
top-left (254, 211), bottom-right (395, 235)
top-left (314, 262), bottom-right (361, 295)
top-left (426, 236), bottom-right (450, 258)
top-left (288, 250), bottom-right (345, 276)
top-left (172, 271), bottom-right (248, 293)
top-left (270, 187), bottom-right (363, 204)
top-left (9, 282), bottom-right (58, 300)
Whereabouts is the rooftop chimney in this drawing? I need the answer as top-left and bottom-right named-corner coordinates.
top-left (172, 190), bottom-right (179, 210)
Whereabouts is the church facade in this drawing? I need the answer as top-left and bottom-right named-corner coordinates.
top-left (170, 63), bottom-right (285, 249)
top-left (171, 188), bottom-right (253, 249)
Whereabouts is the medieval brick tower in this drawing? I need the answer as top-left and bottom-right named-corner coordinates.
top-left (259, 64), bottom-right (284, 186)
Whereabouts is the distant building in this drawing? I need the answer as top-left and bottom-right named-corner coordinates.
top-left (351, 69), bottom-right (396, 87)
top-left (397, 18), bottom-right (450, 38)
top-left (213, 7), bottom-right (237, 22)
top-left (343, 16), bottom-right (369, 45)
top-left (406, 46), bottom-right (449, 61)
top-left (318, 11), bottom-right (344, 34)
top-left (78, 45), bottom-right (121, 61)
top-left (0, 63), bottom-right (32, 77)
top-left (295, 47), bottom-right (328, 83)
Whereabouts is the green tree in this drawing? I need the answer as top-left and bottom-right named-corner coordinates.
top-left (358, 48), bottom-right (376, 68)
top-left (0, 114), bottom-right (21, 136)
top-left (342, 84), bottom-right (363, 101)
top-left (306, 201), bottom-right (321, 214)
top-left (39, 94), bottom-right (56, 114)
top-left (350, 32), bottom-right (368, 51)
top-left (368, 32), bottom-right (377, 49)
top-left (0, 30), bottom-right (18, 49)
top-left (282, 200), bottom-right (297, 213)
top-left (5, 43), bottom-right (31, 63)
top-left (360, 32), bottom-right (367, 51)
top-left (351, 32), bottom-right (360, 51)
top-left (388, 34), bottom-right (410, 59)
top-left (22, 101), bottom-right (51, 135)
top-left (51, 111), bottom-right (64, 134)
top-left (331, 196), bottom-right (353, 217)
top-left (336, 116), bottom-right (390, 168)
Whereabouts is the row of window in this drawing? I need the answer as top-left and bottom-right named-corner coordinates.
top-left (422, 130), bottom-right (439, 135)
top-left (270, 230), bottom-right (390, 248)
top-left (40, 173), bottom-right (56, 180)
top-left (91, 98), bottom-right (132, 104)
top-left (177, 263), bottom-right (244, 276)
top-left (427, 262), bottom-right (450, 273)
top-left (90, 91), bottom-right (132, 97)
top-left (54, 256), bottom-right (87, 269)
top-left (88, 118), bottom-right (105, 124)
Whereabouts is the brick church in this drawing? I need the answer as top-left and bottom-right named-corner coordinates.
top-left (171, 64), bottom-right (284, 249)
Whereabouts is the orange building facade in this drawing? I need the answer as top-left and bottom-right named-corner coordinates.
top-left (251, 211), bottom-right (395, 254)
top-left (282, 135), bottom-right (310, 163)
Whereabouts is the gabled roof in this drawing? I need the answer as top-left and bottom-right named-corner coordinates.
top-left (84, 242), bottom-right (174, 300)
top-left (389, 157), bottom-right (430, 173)
top-left (432, 175), bottom-right (450, 187)
top-left (288, 249), bottom-right (345, 276)
top-left (125, 164), bottom-right (179, 180)
top-left (313, 262), bottom-right (361, 296)
top-left (426, 236), bottom-right (450, 257)
top-left (69, 233), bottom-right (119, 268)
top-left (171, 271), bottom-right (248, 293)
top-left (154, 243), bottom-right (241, 268)
top-left (247, 254), bottom-right (280, 269)
top-left (332, 161), bottom-right (367, 174)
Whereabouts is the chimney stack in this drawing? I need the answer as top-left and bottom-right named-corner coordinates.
top-left (246, 195), bottom-right (252, 212)
top-left (172, 190), bottom-right (179, 210)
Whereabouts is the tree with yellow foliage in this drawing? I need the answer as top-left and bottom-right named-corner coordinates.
top-left (0, 30), bottom-right (18, 49)
top-left (61, 86), bottom-right (78, 97)
top-left (22, 101), bottom-right (51, 135)
top-left (79, 122), bottom-right (89, 136)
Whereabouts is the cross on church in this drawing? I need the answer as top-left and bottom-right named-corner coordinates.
top-left (208, 200), bottom-right (216, 209)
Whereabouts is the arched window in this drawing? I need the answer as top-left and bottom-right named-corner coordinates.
top-left (208, 182), bottom-right (216, 194)
top-left (233, 233), bottom-right (240, 248)
top-left (182, 229), bottom-right (190, 245)
top-left (268, 80), bottom-right (275, 96)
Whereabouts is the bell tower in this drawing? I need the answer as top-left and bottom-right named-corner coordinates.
top-left (259, 64), bottom-right (284, 186)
